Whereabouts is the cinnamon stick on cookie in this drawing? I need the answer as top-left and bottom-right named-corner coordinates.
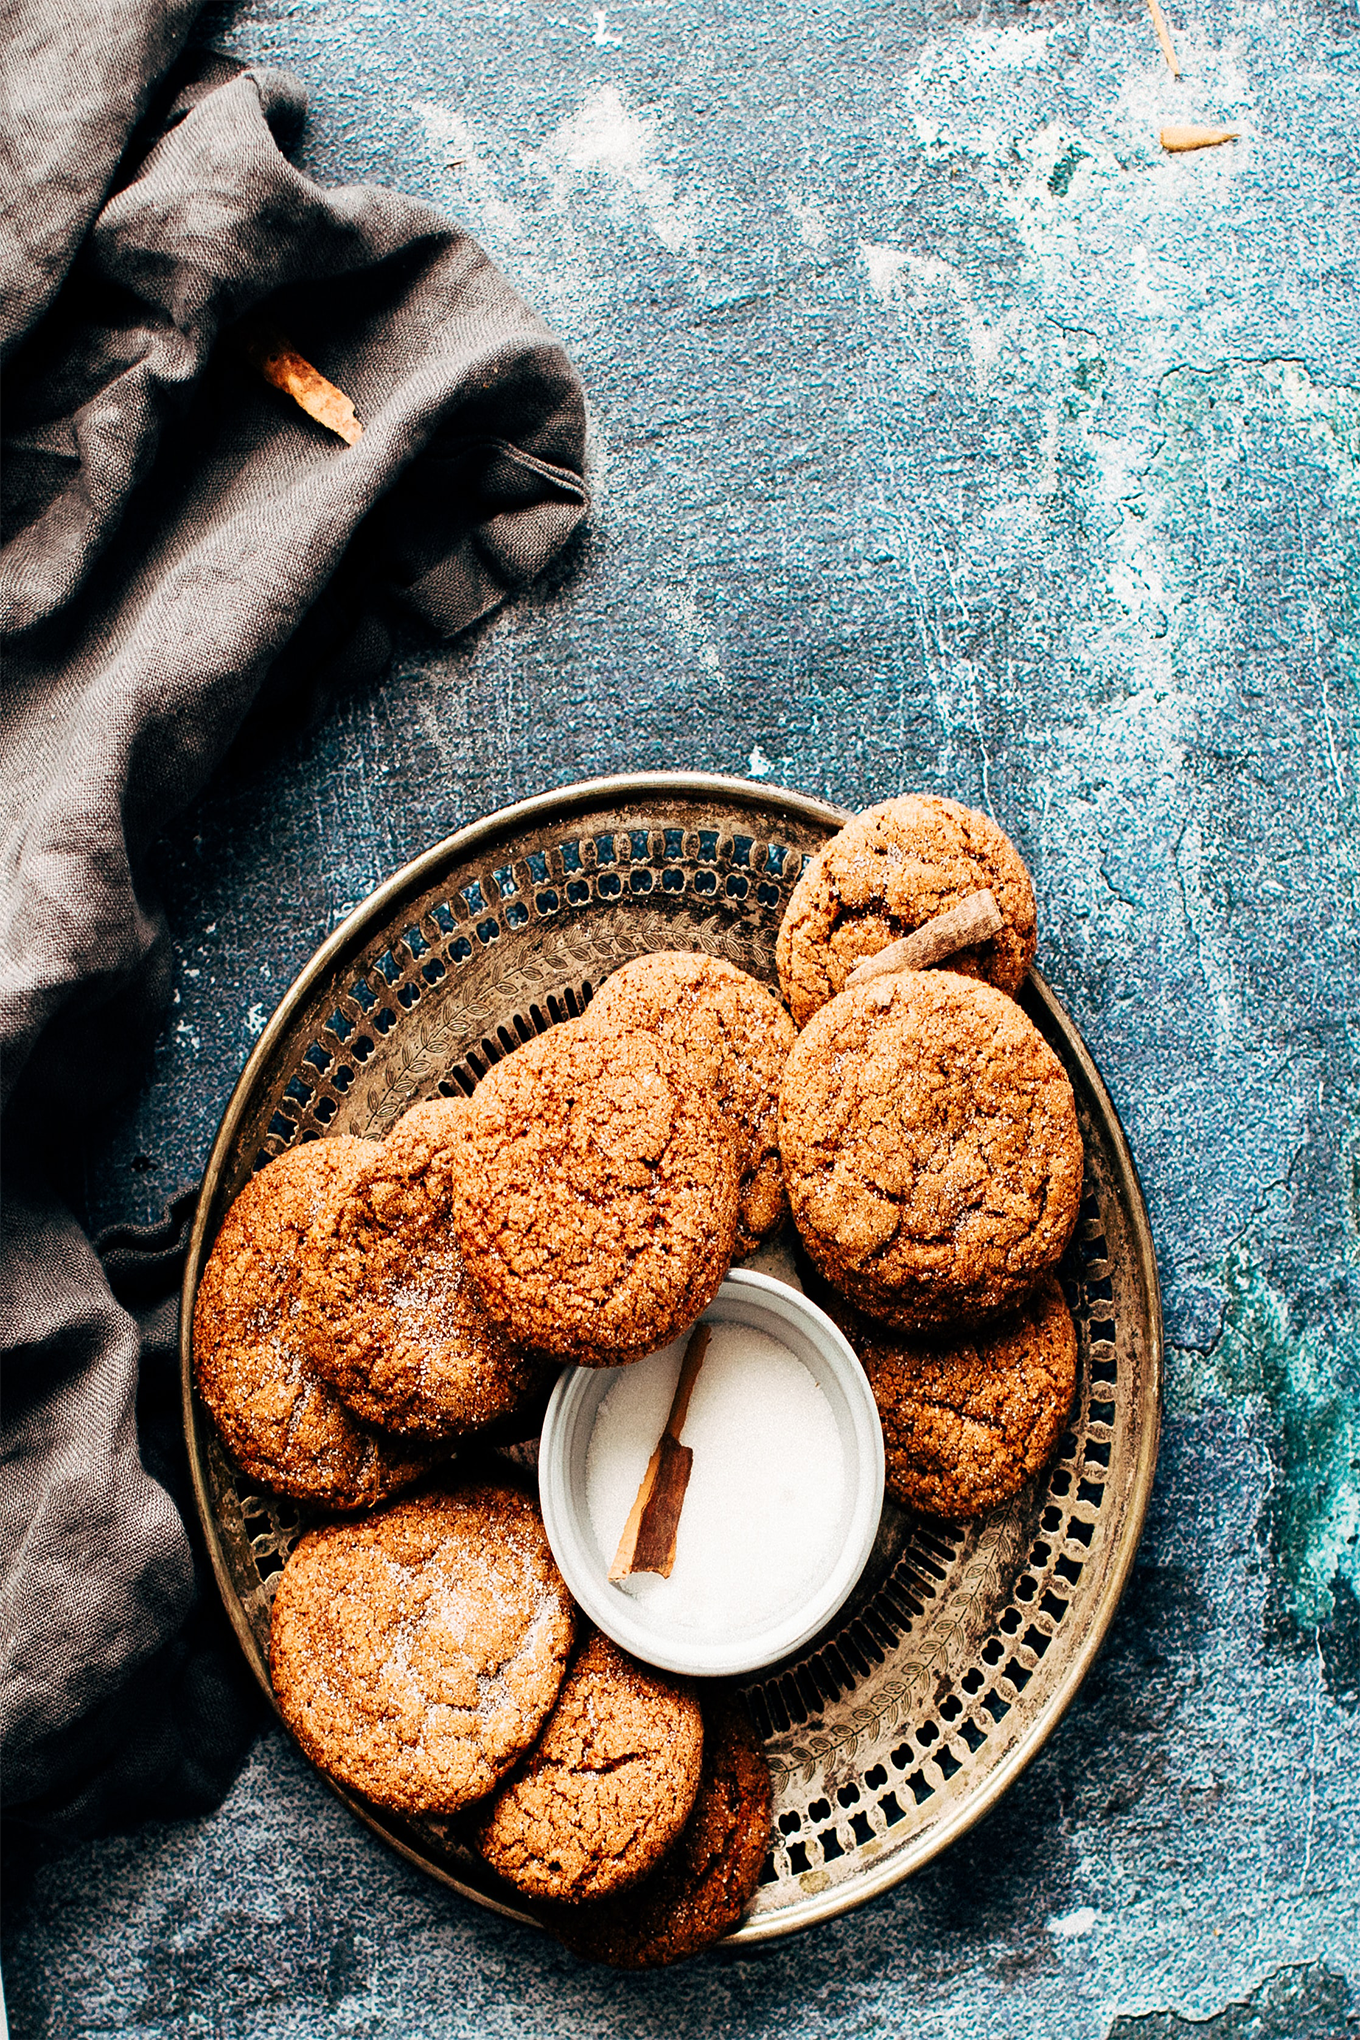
top-left (843, 889), bottom-right (1004, 989)
top-left (777, 795), bottom-right (1035, 1024)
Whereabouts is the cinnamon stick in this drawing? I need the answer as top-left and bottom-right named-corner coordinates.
top-left (237, 318), bottom-right (364, 445)
top-left (1146, 0), bottom-right (1181, 77)
top-left (1160, 125), bottom-right (1239, 153)
top-left (843, 888), bottom-right (1005, 991)
top-left (608, 1323), bottom-right (710, 1582)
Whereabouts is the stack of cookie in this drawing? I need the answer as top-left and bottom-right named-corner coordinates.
top-left (191, 786), bottom-right (1084, 1962)
top-left (444, 949), bottom-right (795, 1364)
top-left (775, 794), bottom-right (1085, 1521)
top-left (193, 950), bottom-right (793, 1965)
top-left (195, 942), bottom-right (797, 1506)
top-left (267, 1480), bottom-right (772, 1968)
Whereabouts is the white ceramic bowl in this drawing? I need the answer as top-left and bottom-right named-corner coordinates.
top-left (538, 1267), bottom-right (885, 1678)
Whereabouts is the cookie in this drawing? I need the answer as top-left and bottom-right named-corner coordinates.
top-left (450, 1023), bottom-right (740, 1364)
top-left (779, 970), bottom-right (1083, 1329)
top-left (548, 1693), bottom-right (772, 1969)
top-left (300, 1099), bottom-right (551, 1441)
top-left (472, 1629), bottom-right (704, 1903)
top-left (777, 795), bottom-right (1037, 1026)
top-left (193, 1138), bottom-right (435, 1511)
top-left (269, 1480), bottom-right (576, 1816)
top-left (830, 1277), bottom-right (1078, 1517)
top-left (583, 951), bottom-right (796, 1255)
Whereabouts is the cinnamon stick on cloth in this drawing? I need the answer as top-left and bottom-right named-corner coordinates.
top-left (236, 317), bottom-right (365, 445)
top-left (0, 16), bottom-right (586, 1836)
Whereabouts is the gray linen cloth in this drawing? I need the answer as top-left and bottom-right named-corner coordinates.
top-left (0, 5), bottom-right (587, 1829)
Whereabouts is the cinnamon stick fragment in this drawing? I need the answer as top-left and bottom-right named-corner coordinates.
top-left (609, 1323), bottom-right (710, 1582)
top-left (843, 888), bottom-right (1005, 991)
top-left (1146, 0), bottom-right (1181, 78)
top-left (237, 317), bottom-right (364, 445)
top-left (1160, 125), bottom-right (1239, 153)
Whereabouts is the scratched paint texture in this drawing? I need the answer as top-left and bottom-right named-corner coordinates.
top-left (6, 0), bottom-right (1360, 2035)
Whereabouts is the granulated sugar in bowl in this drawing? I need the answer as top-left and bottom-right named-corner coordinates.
top-left (539, 1269), bottom-right (885, 1678)
top-left (587, 1326), bottom-right (845, 1637)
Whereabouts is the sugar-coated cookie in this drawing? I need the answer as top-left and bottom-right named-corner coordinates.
top-left (450, 1024), bottom-right (739, 1365)
top-left (777, 795), bottom-right (1036, 1026)
top-left (269, 1481), bottom-right (576, 1816)
top-left (473, 1630), bottom-right (704, 1903)
top-left (829, 1276), bottom-right (1078, 1517)
top-left (193, 1138), bottom-right (436, 1510)
top-left (301, 1099), bottom-right (550, 1440)
top-left (779, 971), bottom-right (1082, 1329)
top-left (583, 951), bottom-right (795, 1255)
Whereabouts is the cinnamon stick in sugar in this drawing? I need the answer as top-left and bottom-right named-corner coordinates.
top-left (609, 1323), bottom-right (710, 1582)
top-left (843, 888), bottom-right (1005, 991)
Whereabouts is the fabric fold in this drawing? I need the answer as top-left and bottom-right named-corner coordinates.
top-left (0, 25), bottom-right (588, 1830)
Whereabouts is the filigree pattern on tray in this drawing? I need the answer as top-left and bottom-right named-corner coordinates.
top-left (181, 777), bottom-right (1161, 1941)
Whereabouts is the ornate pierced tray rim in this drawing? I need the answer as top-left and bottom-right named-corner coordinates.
top-left (180, 769), bottom-right (1164, 1948)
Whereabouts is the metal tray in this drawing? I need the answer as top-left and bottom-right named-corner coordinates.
top-left (181, 772), bottom-right (1162, 1943)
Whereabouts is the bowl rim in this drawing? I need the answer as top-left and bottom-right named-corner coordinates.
top-left (538, 1266), bottom-right (887, 1678)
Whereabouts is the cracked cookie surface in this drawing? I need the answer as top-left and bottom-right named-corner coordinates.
top-left (828, 1276), bottom-right (1078, 1517)
top-left (450, 1023), bottom-right (739, 1364)
top-left (269, 1481), bottom-right (575, 1816)
top-left (547, 1692), bottom-right (772, 1968)
top-left (776, 794), bottom-right (1037, 1026)
top-left (300, 1099), bottom-right (550, 1440)
top-left (472, 1629), bottom-right (703, 1902)
top-left (779, 970), bottom-right (1083, 1329)
top-left (193, 1137), bottom-right (436, 1510)
top-left (582, 950), bottom-right (795, 1256)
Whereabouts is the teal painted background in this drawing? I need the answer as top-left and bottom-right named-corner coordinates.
top-left (6, 0), bottom-right (1359, 2034)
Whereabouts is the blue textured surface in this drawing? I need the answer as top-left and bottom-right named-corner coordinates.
top-left (7, 0), bottom-right (1360, 2033)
